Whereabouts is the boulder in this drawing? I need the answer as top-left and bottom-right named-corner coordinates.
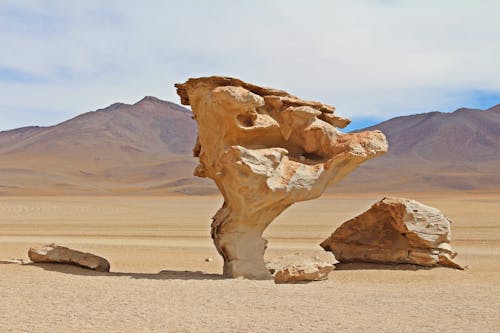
top-left (267, 254), bottom-right (334, 283)
top-left (175, 76), bottom-right (387, 279)
top-left (320, 197), bottom-right (463, 269)
top-left (28, 244), bottom-right (110, 272)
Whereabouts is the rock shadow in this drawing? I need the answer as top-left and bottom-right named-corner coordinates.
top-left (28, 263), bottom-right (225, 280)
top-left (334, 262), bottom-right (434, 271)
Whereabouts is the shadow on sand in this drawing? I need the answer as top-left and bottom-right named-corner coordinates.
top-left (26, 263), bottom-right (225, 280)
top-left (334, 262), bottom-right (434, 271)
top-left (5, 261), bottom-right (435, 279)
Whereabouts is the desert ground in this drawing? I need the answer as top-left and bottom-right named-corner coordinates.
top-left (1, 192), bottom-right (500, 332)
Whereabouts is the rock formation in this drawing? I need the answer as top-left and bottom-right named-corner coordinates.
top-left (267, 254), bottom-right (334, 283)
top-left (175, 76), bottom-right (387, 279)
top-left (28, 244), bottom-right (110, 272)
top-left (321, 197), bottom-right (463, 269)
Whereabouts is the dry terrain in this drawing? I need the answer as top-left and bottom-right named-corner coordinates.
top-left (1, 193), bottom-right (499, 332)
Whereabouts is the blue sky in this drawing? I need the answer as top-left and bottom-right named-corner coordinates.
top-left (1, 0), bottom-right (499, 131)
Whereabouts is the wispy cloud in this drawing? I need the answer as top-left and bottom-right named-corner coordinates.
top-left (0, 66), bottom-right (46, 83)
top-left (0, 0), bottom-right (499, 130)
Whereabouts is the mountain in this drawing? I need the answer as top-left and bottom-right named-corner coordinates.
top-left (1, 98), bottom-right (499, 195)
top-left (488, 104), bottom-right (500, 113)
top-left (334, 104), bottom-right (500, 192)
top-left (0, 96), bottom-right (214, 195)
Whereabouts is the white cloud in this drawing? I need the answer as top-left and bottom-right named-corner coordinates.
top-left (1, 0), bottom-right (499, 130)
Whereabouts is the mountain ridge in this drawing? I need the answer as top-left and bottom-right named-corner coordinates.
top-left (0, 97), bottom-right (214, 195)
top-left (336, 103), bottom-right (500, 192)
top-left (1, 97), bottom-right (499, 195)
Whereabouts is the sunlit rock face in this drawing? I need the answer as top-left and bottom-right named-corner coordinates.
top-left (176, 76), bottom-right (387, 279)
top-left (321, 197), bottom-right (464, 269)
top-left (28, 244), bottom-right (110, 272)
top-left (267, 254), bottom-right (334, 283)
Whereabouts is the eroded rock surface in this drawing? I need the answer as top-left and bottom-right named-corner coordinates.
top-left (321, 197), bottom-right (463, 269)
top-left (176, 76), bottom-right (387, 279)
top-left (28, 244), bottom-right (110, 272)
top-left (267, 254), bottom-right (334, 283)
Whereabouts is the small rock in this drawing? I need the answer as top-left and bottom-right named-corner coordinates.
top-left (205, 257), bottom-right (213, 262)
top-left (267, 254), bottom-right (334, 283)
top-left (0, 258), bottom-right (26, 265)
top-left (28, 244), bottom-right (110, 272)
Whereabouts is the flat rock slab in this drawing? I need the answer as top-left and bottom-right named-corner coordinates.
top-left (28, 244), bottom-right (110, 272)
top-left (321, 197), bottom-right (464, 269)
top-left (0, 259), bottom-right (27, 265)
top-left (267, 254), bottom-right (334, 283)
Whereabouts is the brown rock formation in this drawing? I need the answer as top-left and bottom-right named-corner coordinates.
top-left (320, 197), bottom-right (463, 269)
top-left (28, 244), bottom-right (110, 272)
top-left (267, 254), bottom-right (334, 283)
top-left (175, 76), bottom-right (387, 279)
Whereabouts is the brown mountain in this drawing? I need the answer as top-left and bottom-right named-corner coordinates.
top-left (335, 104), bottom-right (500, 192)
top-left (0, 96), bottom-right (214, 195)
top-left (1, 98), bottom-right (499, 195)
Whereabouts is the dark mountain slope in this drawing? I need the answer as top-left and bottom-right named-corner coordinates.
top-left (335, 104), bottom-right (500, 192)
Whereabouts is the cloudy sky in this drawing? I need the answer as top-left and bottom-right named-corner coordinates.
top-left (1, 0), bottom-right (499, 131)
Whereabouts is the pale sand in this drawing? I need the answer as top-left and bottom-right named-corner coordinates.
top-left (1, 194), bottom-right (499, 332)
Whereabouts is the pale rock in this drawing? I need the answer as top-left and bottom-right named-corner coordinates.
top-left (28, 244), bottom-right (110, 272)
top-left (175, 76), bottom-right (387, 279)
top-left (320, 197), bottom-right (464, 269)
top-left (0, 258), bottom-right (26, 265)
top-left (267, 254), bottom-right (334, 283)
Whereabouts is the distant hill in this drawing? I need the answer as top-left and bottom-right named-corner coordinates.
top-left (1, 97), bottom-right (499, 195)
top-left (335, 104), bottom-right (500, 192)
top-left (0, 96), bottom-right (214, 195)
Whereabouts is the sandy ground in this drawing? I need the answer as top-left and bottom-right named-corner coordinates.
top-left (1, 193), bottom-right (500, 332)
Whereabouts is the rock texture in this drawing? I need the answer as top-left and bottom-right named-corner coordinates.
top-left (321, 197), bottom-right (463, 269)
top-left (175, 76), bottom-right (387, 279)
top-left (28, 244), bottom-right (110, 272)
top-left (267, 254), bottom-right (334, 283)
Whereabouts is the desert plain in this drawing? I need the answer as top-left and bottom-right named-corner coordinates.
top-left (1, 192), bottom-right (499, 332)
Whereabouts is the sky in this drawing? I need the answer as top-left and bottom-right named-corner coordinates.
top-left (1, 0), bottom-right (500, 131)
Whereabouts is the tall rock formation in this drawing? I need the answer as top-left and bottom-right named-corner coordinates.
top-left (176, 76), bottom-right (387, 279)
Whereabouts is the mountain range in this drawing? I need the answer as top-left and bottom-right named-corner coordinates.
top-left (335, 103), bottom-right (500, 192)
top-left (1, 97), bottom-right (499, 195)
top-left (0, 97), bottom-right (212, 195)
